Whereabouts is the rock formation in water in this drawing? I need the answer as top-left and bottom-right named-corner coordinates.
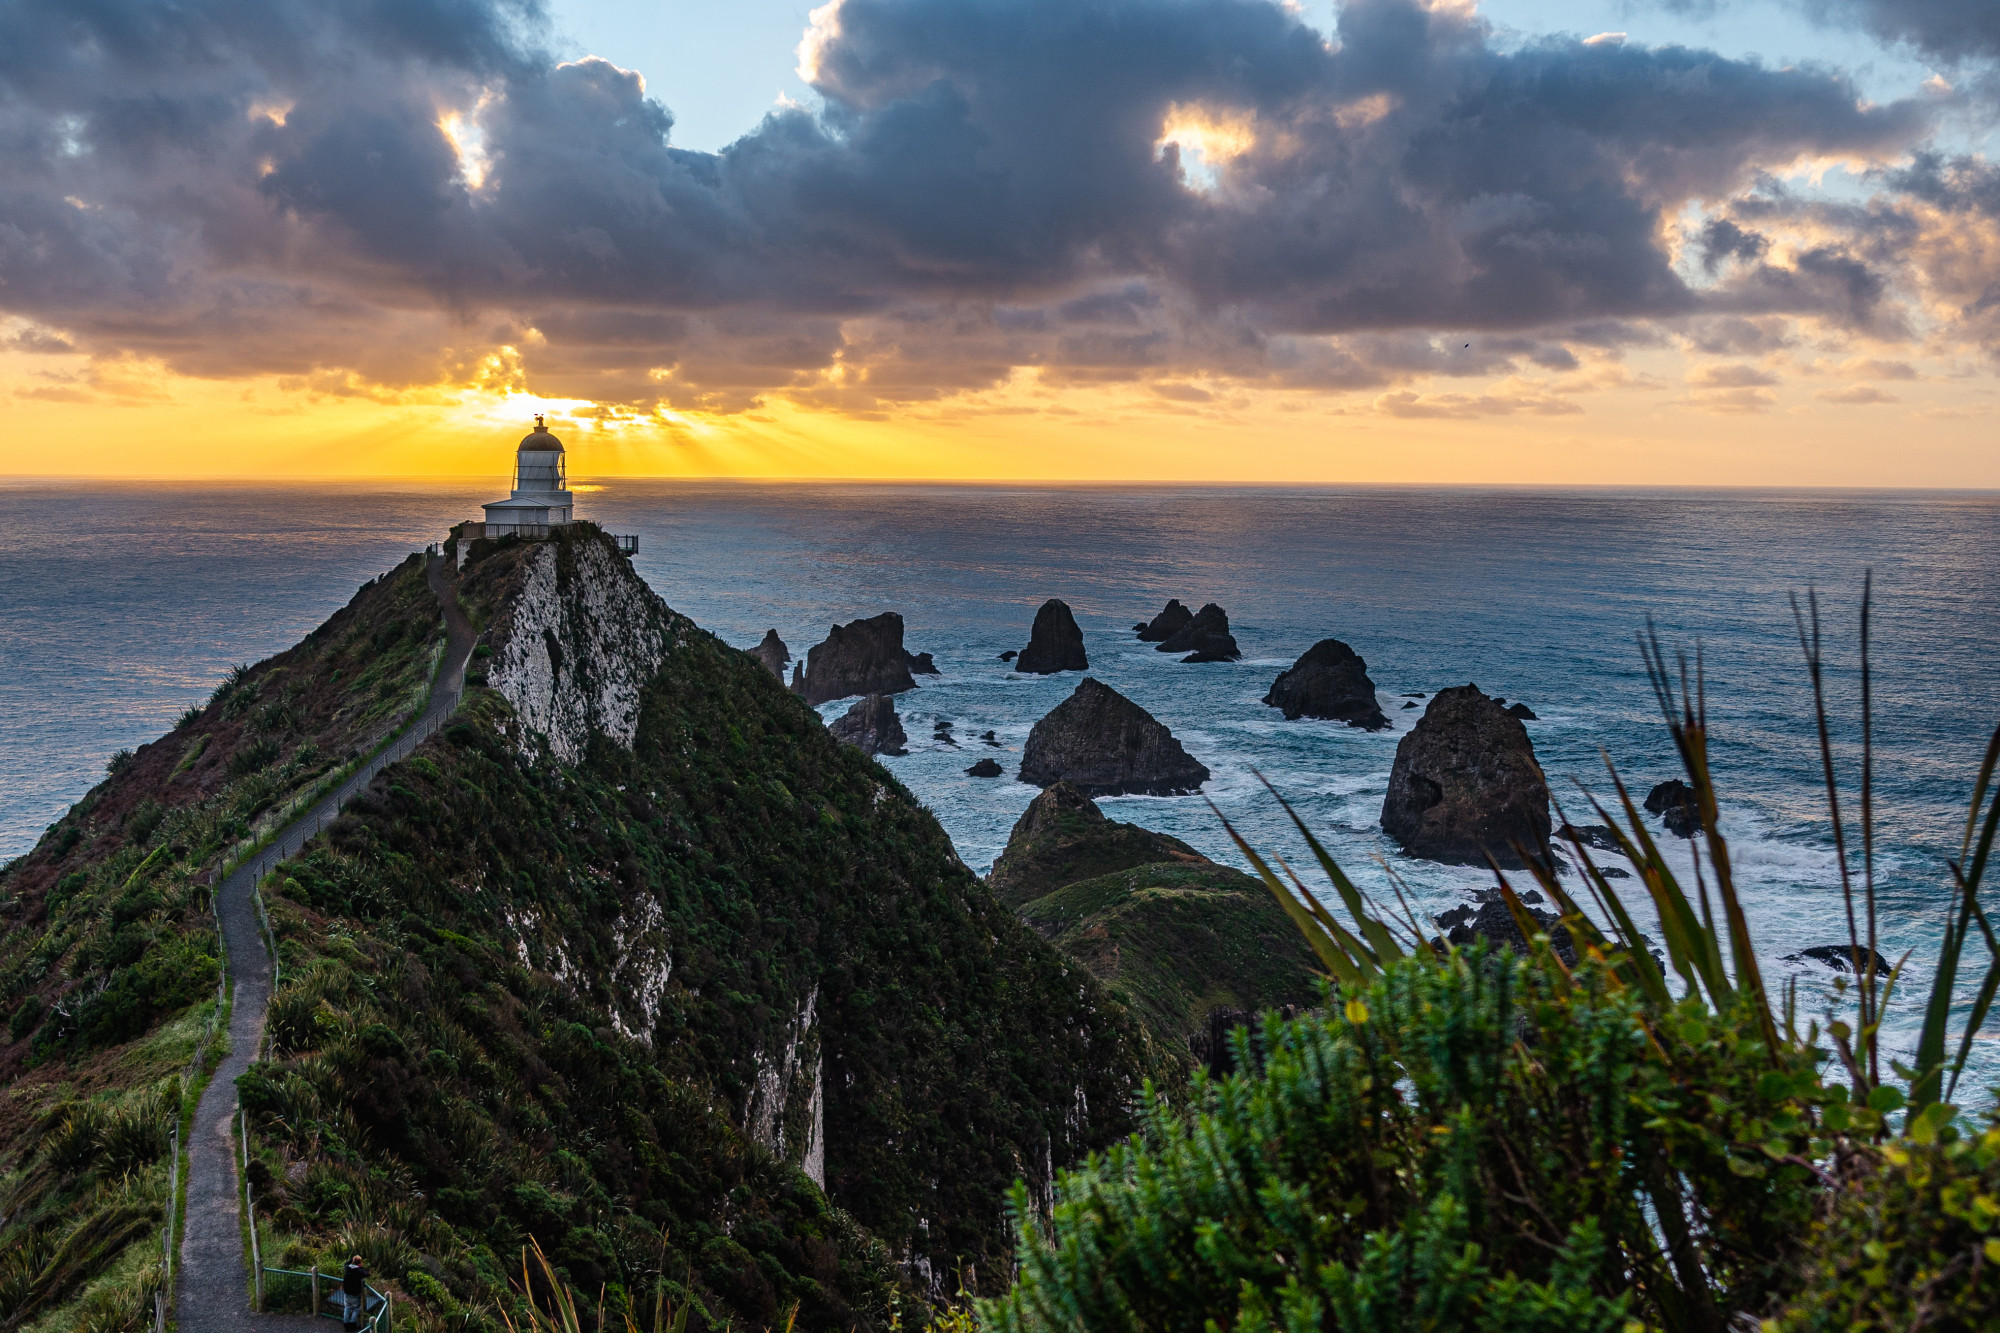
top-left (1505, 702), bottom-right (1537, 720)
top-left (1789, 944), bottom-right (1892, 977)
top-left (1157, 602), bottom-right (1241, 662)
top-left (1434, 890), bottom-right (1576, 964)
top-left (1015, 598), bottom-right (1089, 674)
top-left (1645, 779), bottom-right (1702, 838)
top-left (992, 783), bottom-right (1319, 1057)
top-left (966, 757), bottom-right (1004, 777)
top-left (999, 650), bottom-right (1018, 662)
top-left (798, 612), bottom-right (919, 705)
top-left (748, 629), bottom-right (790, 678)
top-left (1019, 679), bottom-right (1210, 797)
top-left (829, 694), bottom-right (909, 756)
top-left (1380, 684), bottom-right (1552, 868)
top-left (1262, 638), bottom-right (1390, 729)
top-left (1135, 599), bottom-right (1194, 642)
top-left (907, 650), bottom-right (941, 676)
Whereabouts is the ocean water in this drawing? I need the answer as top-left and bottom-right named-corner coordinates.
top-left (4, 479), bottom-right (1998, 1084)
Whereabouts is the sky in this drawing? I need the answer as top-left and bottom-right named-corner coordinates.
top-left (5, 0), bottom-right (2000, 484)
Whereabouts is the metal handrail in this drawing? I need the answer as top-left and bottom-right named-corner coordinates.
top-left (260, 1266), bottom-right (392, 1333)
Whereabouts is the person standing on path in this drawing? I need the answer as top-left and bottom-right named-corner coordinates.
top-left (340, 1254), bottom-right (369, 1329)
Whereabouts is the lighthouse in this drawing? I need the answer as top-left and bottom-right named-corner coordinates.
top-left (480, 415), bottom-right (574, 535)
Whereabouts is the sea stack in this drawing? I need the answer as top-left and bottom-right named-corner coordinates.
top-left (798, 612), bottom-right (919, 705)
top-left (1380, 684), bottom-right (1551, 868)
top-left (1262, 639), bottom-right (1390, 730)
top-left (1644, 780), bottom-right (1702, 838)
top-left (748, 629), bottom-right (790, 678)
top-left (1015, 599), bottom-right (1089, 674)
top-left (1156, 603), bottom-right (1240, 662)
top-left (1135, 599), bottom-right (1194, 642)
top-left (1019, 678), bottom-right (1209, 797)
top-left (829, 694), bottom-right (909, 756)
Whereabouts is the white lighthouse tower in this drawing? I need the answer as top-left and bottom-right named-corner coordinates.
top-left (480, 415), bottom-right (574, 536)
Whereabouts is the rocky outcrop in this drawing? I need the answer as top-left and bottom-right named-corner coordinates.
top-left (966, 758), bottom-right (1004, 777)
top-left (829, 694), bottom-right (908, 756)
top-left (1645, 779), bottom-right (1701, 838)
top-left (1380, 684), bottom-right (1551, 868)
top-left (1505, 702), bottom-right (1537, 721)
top-left (798, 612), bottom-right (919, 705)
top-left (1135, 599), bottom-right (1194, 642)
top-left (993, 784), bottom-right (1320, 1057)
top-left (1434, 890), bottom-right (1576, 964)
top-left (907, 650), bottom-right (940, 676)
top-left (1019, 679), bottom-right (1209, 798)
top-left (1262, 639), bottom-right (1389, 729)
top-left (989, 781), bottom-right (1207, 906)
top-left (1157, 602), bottom-right (1240, 662)
top-left (1015, 599), bottom-right (1089, 674)
top-left (486, 536), bottom-right (678, 764)
top-left (1558, 823), bottom-right (1623, 854)
top-left (749, 629), bottom-right (790, 678)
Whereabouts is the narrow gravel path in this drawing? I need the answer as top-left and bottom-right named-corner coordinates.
top-left (176, 555), bottom-right (475, 1332)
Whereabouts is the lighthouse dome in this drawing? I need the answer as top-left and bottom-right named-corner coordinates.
top-left (519, 422), bottom-right (564, 452)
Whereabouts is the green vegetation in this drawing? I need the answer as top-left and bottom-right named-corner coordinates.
top-left (0, 558), bottom-right (445, 1330)
top-left (984, 597), bottom-right (2000, 1332)
top-left (212, 528), bottom-right (1156, 1329)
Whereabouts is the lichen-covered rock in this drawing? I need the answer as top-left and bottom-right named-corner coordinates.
top-left (1135, 599), bottom-right (1194, 642)
top-left (1157, 602), bottom-right (1240, 662)
top-left (1645, 779), bottom-right (1701, 838)
top-left (749, 629), bottom-right (790, 678)
top-left (1019, 679), bottom-right (1209, 797)
top-left (1380, 684), bottom-right (1551, 868)
top-left (1016, 598), bottom-right (1089, 674)
top-left (829, 694), bottom-right (908, 756)
top-left (1262, 638), bottom-right (1389, 729)
top-left (486, 535), bottom-right (677, 764)
top-left (799, 612), bottom-right (918, 705)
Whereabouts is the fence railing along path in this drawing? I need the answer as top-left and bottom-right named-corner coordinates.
top-left (173, 554), bottom-right (477, 1333)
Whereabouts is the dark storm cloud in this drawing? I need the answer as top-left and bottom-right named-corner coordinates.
top-left (0, 0), bottom-right (1949, 407)
top-left (1817, 0), bottom-right (2000, 64)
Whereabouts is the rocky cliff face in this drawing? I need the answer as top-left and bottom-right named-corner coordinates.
top-left (1263, 638), bottom-right (1390, 729)
top-left (1018, 679), bottom-right (1210, 797)
top-left (1380, 683), bottom-right (1551, 868)
top-left (482, 535), bottom-right (678, 763)
top-left (749, 628), bottom-right (791, 677)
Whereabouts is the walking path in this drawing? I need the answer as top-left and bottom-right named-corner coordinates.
top-left (176, 555), bottom-right (476, 1332)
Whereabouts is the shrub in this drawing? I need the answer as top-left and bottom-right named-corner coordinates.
top-left (9, 993), bottom-right (43, 1040)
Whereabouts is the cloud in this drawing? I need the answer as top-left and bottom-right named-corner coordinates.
top-left (1816, 384), bottom-right (1899, 403)
top-left (1815, 1), bottom-right (2000, 65)
top-left (0, 0), bottom-right (1949, 412)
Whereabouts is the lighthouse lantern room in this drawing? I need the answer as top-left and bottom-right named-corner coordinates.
top-left (480, 415), bottom-right (574, 535)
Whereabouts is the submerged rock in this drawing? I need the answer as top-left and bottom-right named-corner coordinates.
top-left (1015, 599), bottom-right (1089, 674)
top-left (1019, 678), bottom-right (1209, 797)
top-left (1557, 823), bottom-right (1624, 854)
top-left (1157, 602), bottom-right (1240, 662)
top-left (1380, 684), bottom-right (1552, 868)
top-left (829, 694), bottom-right (908, 756)
top-left (1402, 701), bottom-right (1418, 709)
top-left (933, 717), bottom-right (959, 747)
top-left (1262, 638), bottom-right (1390, 729)
top-left (999, 650), bottom-right (1018, 662)
top-left (1136, 599), bottom-right (1194, 642)
top-left (966, 757), bottom-right (1004, 778)
top-left (748, 629), bottom-right (790, 678)
top-left (1645, 779), bottom-right (1702, 838)
top-left (799, 612), bottom-right (919, 705)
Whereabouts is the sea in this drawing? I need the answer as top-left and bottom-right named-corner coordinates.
top-left (4, 479), bottom-right (1998, 1088)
